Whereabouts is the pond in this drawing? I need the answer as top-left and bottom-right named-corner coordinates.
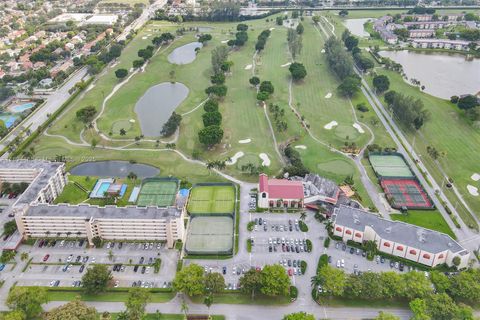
top-left (70, 161), bottom-right (160, 178)
top-left (378, 50), bottom-right (480, 99)
top-left (343, 18), bottom-right (372, 38)
top-left (134, 82), bottom-right (189, 137)
top-left (168, 42), bottom-right (202, 65)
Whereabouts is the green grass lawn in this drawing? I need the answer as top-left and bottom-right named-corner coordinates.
top-left (38, 288), bottom-right (175, 303)
top-left (391, 210), bottom-right (456, 239)
top-left (317, 296), bottom-right (409, 308)
top-left (111, 315), bottom-right (224, 320)
top-left (190, 292), bottom-right (291, 305)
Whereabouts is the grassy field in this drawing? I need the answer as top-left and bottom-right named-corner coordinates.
top-left (391, 210), bottom-right (456, 238)
top-left (38, 287), bottom-right (175, 302)
top-left (111, 315), bottom-right (224, 320)
top-left (190, 292), bottom-right (291, 305)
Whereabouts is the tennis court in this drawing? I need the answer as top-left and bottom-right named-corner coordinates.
top-left (369, 154), bottom-right (414, 178)
top-left (136, 178), bottom-right (178, 207)
top-left (187, 184), bottom-right (235, 215)
top-left (185, 216), bottom-right (233, 255)
top-left (381, 179), bottom-right (433, 209)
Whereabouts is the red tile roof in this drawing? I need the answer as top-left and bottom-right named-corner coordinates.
top-left (259, 174), bottom-right (304, 200)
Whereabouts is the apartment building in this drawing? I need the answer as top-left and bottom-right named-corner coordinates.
top-left (15, 203), bottom-right (185, 248)
top-left (332, 205), bottom-right (470, 269)
top-left (411, 39), bottom-right (471, 51)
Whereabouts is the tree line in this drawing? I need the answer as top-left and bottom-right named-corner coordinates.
top-left (313, 264), bottom-right (479, 320)
top-left (384, 90), bottom-right (430, 130)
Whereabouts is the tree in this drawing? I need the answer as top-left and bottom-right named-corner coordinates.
top-left (259, 81), bottom-right (274, 95)
top-left (115, 68), bottom-right (128, 80)
top-left (161, 112), bottom-right (182, 136)
top-left (373, 75), bottom-right (390, 93)
top-left (411, 293), bottom-right (472, 320)
top-left (289, 62), bottom-right (307, 81)
top-left (205, 85), bottom-right (228, 98)
top-left (204, 272), bottom-right (225, 293)
top-left (6, 287), bottom-right (48, 319)
top-left (450, 95), bottom-right (459, 104)
top-left (374, 311), bottom-right (400, 320)
top-left (237, 23), bottom-right (248, 31)
top-left (296, 23), bottom-right (304, 35)
top-left (81, 264), bottom-right (112, 295)
top-left (210, 73), bottom-right (225, 85)
top-left (287, 29), bottom-right (302, 60)
top-left (203, 99), bottom-right (219, 112)
top-left (394, 28), bottom-right (410, 41)
top-left (202, 111), bottom-right (222, 127)
top-left (3, 310), bottom-right (26, 320)
top-left (173, 263), bottom-right (205, 296)
top-left (409, 298), bottom-right (430, 320)
top-left (249, 76), bottom-right (260, 87)
top-left (324, 37), bottom-right (354, 80)
top-left (312, 16), bottom-right (320, 24)
top-left (449, 269), bottom-right (480, 302)
top-left (45, 298), bottom-right (97, 320)
top-left (276, 16), bottom-right (284, 26)
top-left (379, 271), bottom-right (404, 299)
top-left (260, 264), bottom-right (290, 296)
top-left (127, 172), bottom-right (137, 181)
top-left (344, 36), bottom-right (358, 51)
top-left (339, 9), bottom-right (349, 17)
top-left (198, 34), bottom-right (212, 44)
top-left (198, 125), bottom-right (224, 147)
top-left (256, 91), bottom-right (270, 102)
top-left (315, 265), bottom-right (346, 296)
top-left (132, 59), bottom-right (144, 69)
top-left (429, 271), bottom-right (450, 293)
top-left (337, 76), bottom-right (361, 97)
top-left (76, 106), bottom-right (97, 124)
top-left (283, 312), bottom-right (315, 320)
top-left (239, 269), bottom-right (263, 299)
top-left (203, 294), bottom-right (213, 319)
top-left (3, 220), bottom-right (17, 237)
top-left (235, 31), bottom-right (249, 46)
top-left (457, 95), bottom-right (479, 110)
top-left (402, 271), bottom-right (432, 300)
top-left (124, 288), bottom-right (151, 320)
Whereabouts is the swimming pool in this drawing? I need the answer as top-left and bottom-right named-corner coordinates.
top-left (90, 178), bottom-right (114, 198)
top-left (96, 182), bottom-right (111, 197)
top-left (10, 102), bottom-right (35, 113)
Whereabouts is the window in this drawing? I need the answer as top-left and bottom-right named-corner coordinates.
top-left (423, 253), bottom-right (431, 259)
top-left (335, 227), bottom-right (342, 232)
top-left (396, 245), bottom-right (404, 251)
top-left (438, 254), bottom-right (444, 259)
top-left (354, 232), bottom-right (362, 238)
top-left (262, 192), bottom-right (267, 198)
top-left (383, 242), bottom-right (391, 247)
top-left (345, 230), bottom-right (352, 235)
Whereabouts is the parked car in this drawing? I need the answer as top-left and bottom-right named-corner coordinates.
top-left (79, 265), bottom-right (85, 273)
top-left (43, 254), bottom-right (50, 262)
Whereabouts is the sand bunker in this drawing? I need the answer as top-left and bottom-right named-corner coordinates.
top-left (325, 92), bottom-right (332, 99)
top-left (221, 40), bottom-right (229, 44)
top-left (295, 145), bottom-right (307, 150)
top-left (281, 62), bottom-right (292, 68)
top-left (245, 64), bottom-right (253, 70)
top-left (471, 173), bottom-right (480, 181)
top-left (353, 123), bottom-right (365, 134)
top-left (321, 49), bottom-right (326, 53)
top-left (259, 153), bottom-right (271, 167)
top-left (226, 151), bottom-right (244, 165)
top-left (467, 185), bottom-right (479, 196)
top-left (238, 138), bottom-right (251, 144)
top-left (86, 84), bottom-right (95, 92)
top-left (269, 27), bottom-right (275, 31)
top-left (142, 36), bottom-right (148, 40)
top-left (324, 121), bottom-right (338, 130)
top-left (129, 119), bottom-right (136, 123)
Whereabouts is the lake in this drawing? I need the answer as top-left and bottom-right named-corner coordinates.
top-left (343, 18), bottom-right (372, 38)
top-left (168, 42), bottom-right (202, 64)
top-left (70, 161), bottom-right (160, 178)
top-left (378, 50), bottom-right (480, 99)
top-left (134, 82), bottom-right (189, 137)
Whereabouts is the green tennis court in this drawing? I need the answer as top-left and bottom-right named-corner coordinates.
top-left (369, 154), bottom-right (414, 178)
top-left (136, 179), bottom-right (178, 207)
top-left (187, 185), bottom-right (235, 215)
top-left (185, 216), bottom-right (234, 255)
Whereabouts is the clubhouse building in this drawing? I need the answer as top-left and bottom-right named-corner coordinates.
top-left (2, 160), bottom-right (184, 248)
top-left (332, 205), bottom-right (470, 269)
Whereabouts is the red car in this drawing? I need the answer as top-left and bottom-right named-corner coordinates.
top-left (288, 269), bottom-right (293, 276)
top-left (43, 254), bottom-right (50, 262)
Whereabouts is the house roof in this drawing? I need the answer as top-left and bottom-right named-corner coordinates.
top-left (333, 205), bottom-right (465, 254)
top-left (259, 174), bottom-right (304, 200)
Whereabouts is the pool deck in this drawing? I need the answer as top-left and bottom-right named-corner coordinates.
top-left (89, 178), bottom-right (114, 199)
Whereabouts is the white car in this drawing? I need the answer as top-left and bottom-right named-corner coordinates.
top-left (341, 259), bottom-right (345, 268)
top-left (336, 260), bottom-right (340, 268)
top-left (114, 280), bottom-right (119, 288)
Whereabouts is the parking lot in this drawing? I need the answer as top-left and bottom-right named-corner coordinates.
top-left (12, 239), bottom-right (179, 289)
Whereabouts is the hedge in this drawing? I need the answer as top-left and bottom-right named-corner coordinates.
top-left (300, 260), bottom-right (307, 275)
top-left (305, 239), bottom-right (312, 252)
top-left (323, 237), bottom-right (330, 248)
top-left (246, 239), bottom-right (252, 253)
top-left (299, 221), bottom-right (308, 232)
top-left (247, 221), bottom-right (255, 231)
top-left (317, 254), bottom-right (328, 273)
top-left (289, 286), bottom-right (298, 300)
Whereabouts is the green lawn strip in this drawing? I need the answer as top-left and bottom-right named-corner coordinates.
top-left (111, 315), bottom-right (224, 320)
top-left (391, 210), bottom-right (456, 239)
top-left (190, 292), bottom-right (291, 305)
top-left (316, 296), bottom-right (409, 308)
top-left (368, 69), bottom-right (480, 229)
top-left (40, 287), bottom-right (175, 303)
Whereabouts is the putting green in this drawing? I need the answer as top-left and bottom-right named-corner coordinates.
top-left (236, 153), bottom-right (261, 170)
top-left (111, 120), bottom-right (133, 134)
top-left (317, 159), bottom-right (355, 176)
top-left (334, 124), bottom-right (360, 141)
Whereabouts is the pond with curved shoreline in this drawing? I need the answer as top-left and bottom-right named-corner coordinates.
top-left (378, 50), bottom-right (480, 99)
top-left (70, 161), bottom-right (160, 178)
top-left (168, 42), bottom-right (202, 65)
top-left (134, 82), bottom-right (189, 137)
top-left (343, 18), bottom-right (372, 38)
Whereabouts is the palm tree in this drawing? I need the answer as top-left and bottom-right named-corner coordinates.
top-left (108, 250), bottom-right (114, 261)
top-left (300, 211), bottom-right (306, 220)
top-left (364, 240), bottom-right (378, 256)
top-left (324, 220), bottom-right (334, 234)
top-left (127, 172), bottom-right (137, 182)
top-left (203, 294), bottom-right (213, 319)
top-left (180, 299), bottom-right (189, 320)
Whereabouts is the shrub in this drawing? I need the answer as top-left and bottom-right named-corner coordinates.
top-left (324, 237), bottom-right (330, 248)
top-left (247, 221), bottom-right (255, 231)
top-left (306, 239), bottom-right (312, 252)
top-left (299, 221), bottom-right (308, 232)
top-left (289, 286), bottom-right (298, 300)
top-left (356, 103), bottom-right (369, 112)
top-left (317, 254), bottom-right (328, 273)
top-left (246, 239), bottom-right (252, 253)
top-left (300, 261), bottom-right (307, 274)
top-left (203, 99), bottom-right (219, 112)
